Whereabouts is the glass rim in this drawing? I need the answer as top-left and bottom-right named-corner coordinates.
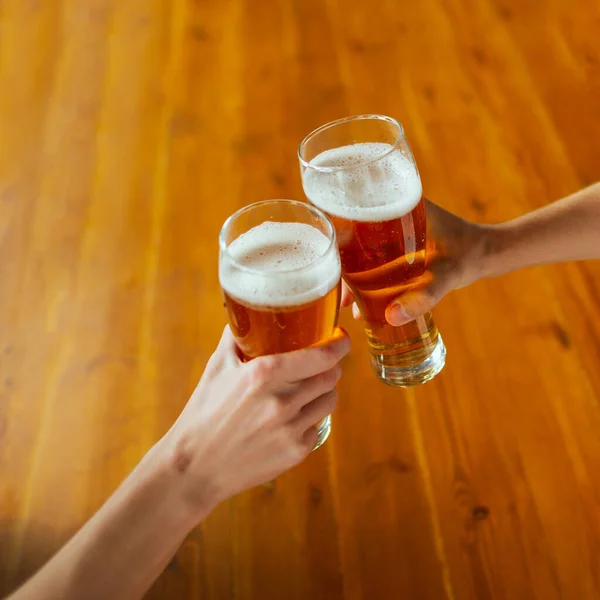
top-left (297, 114), bottom-right (405, 173)
top-left (219, 199), bottom-right (338, 276)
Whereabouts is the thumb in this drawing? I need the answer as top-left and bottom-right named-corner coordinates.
top-left (385, 265), bottom-right (453, 326)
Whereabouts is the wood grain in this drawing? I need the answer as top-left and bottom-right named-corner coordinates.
top-left (1, 0), bottom-right (599, 598)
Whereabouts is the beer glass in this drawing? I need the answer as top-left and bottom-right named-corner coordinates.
top-left (299, 115), bottom-right (446, 387)
top-left (219, 199), bottom-right (342, 449)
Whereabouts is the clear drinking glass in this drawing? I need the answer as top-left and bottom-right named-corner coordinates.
top-left (299, 115), bottom-right (446, 387)
top-left (219, 199), bottom-right (342, 448)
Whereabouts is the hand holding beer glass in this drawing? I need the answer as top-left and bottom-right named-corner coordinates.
top-left (299, 115), bottom-right (446, 387)
top-left (219, 200), bottom-right (342, 449)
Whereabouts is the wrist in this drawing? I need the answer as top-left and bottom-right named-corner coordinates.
top-left (477, 223), bottom-right (512, 280)
top-left (451, 222), bottom-right (502, 289)
top-left (147, 436), bottom-right (220, 525)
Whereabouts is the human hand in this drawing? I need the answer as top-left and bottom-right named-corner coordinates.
top-left (158, 326), bottom-right (351, 520)
top-left (342, 199), bottom-right (489, 325)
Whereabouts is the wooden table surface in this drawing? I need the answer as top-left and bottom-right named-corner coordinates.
top-left (2, 1), bottom-right (600, 598)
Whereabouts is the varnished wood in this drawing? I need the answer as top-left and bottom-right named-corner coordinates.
top-left (1, 0), bottom-right (600, 598)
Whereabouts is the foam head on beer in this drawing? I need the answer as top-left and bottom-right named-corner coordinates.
top-left (219, 221), bottom-right (341, 308)
top-left (302, 142), bottom-right (423, 222)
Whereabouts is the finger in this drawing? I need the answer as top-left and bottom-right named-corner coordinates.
top-left (385, 263), bottom-right (453, 326)
top-left (350, 271), bottom-right (433, 323)
top-left (285, 363), bottom-right (342, 414)
top-left (252, 327), bottom-right (351, 383)
top-left (341, 281), bottom-right (354, 308)
top-left (293, 389), bottom-right (338, 433)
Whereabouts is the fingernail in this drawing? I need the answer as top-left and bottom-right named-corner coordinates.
top-left (387, 302), bottom-right (411, 326)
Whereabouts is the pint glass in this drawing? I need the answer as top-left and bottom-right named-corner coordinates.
top-left (219, 199), bottom-right (342, 448)
top-left (299, 115), bottom-right (446, 387)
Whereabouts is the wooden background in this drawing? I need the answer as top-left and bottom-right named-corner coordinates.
top-left (1, 0), bottom-right (600, 598)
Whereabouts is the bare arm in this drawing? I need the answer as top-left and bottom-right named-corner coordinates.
top-left (8, 449), bottom-right (203, 600)
top-left (8, 328), bottom-right (350, 600)
top-left (483, 182), bottom-right (600, 278)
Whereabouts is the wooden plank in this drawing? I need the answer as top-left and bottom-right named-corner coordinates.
top-left (0, 0), bottom-right (599, 598)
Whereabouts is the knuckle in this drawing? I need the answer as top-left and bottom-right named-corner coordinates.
top-left (250, 355), bottom-right (280, 383)
top-left (263, 396), bottom-right (286, 427)
top-left (316, 344), bottom-right (339, 369)
top-left (317, 366), bottom-right (341, 393)
top-left (290, 440), bottom-right (310, 462)
top-left (325, 389), bottom-right (338, 412)
top-left (280, 426), bottom-right (308, 462)
top-left (278, 427), bottom-right (302, 460)
top-left (248, 361), bottom-right (267, 385)
top-left (263, 354), bottom-right (283, 374)
top-left (331, 363), bottom-right (343, 384)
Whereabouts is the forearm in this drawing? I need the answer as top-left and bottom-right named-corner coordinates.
top-left (482, 183), bottom-right (600, 278)
top-left (9, 443), bottom-right (212, 600)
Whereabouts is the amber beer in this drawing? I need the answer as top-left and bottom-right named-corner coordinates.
top-left (299, 115), bottom-right (446, 387)
top-left (222, 272), bottom-right (340, 360)
top-left (218, 199), bottom-right (341, 448)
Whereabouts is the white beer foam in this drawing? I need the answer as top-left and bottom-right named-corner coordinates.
top-left (220, 221), bottom-right (341, 308)
top-left (302, 142), bottom-right (423, 222)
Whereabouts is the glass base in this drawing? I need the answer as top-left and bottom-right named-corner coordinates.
top-left (312, 414), bottom-right (331, 451)
top-left (370, 334), bottom-right (446, 388)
